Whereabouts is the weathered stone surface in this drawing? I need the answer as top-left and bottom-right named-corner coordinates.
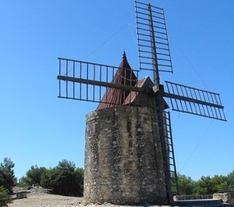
top-left (84, 106), bottom-right (167, 205)
top-left (213, 192), bottom-right (234, 205)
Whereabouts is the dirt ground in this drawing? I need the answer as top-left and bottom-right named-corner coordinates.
top-left (8, 193), bottom-right (83, 207)
top-left (7, 187), bottom-right (169, 207)
top-left (8, 187), bottom-right (83, 207)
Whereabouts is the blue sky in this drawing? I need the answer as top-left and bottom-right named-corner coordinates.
top-left (1, 0), bottom-right (233, 181)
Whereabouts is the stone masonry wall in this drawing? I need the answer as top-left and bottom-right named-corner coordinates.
top-left (84, 106), bottom-right (167, 205)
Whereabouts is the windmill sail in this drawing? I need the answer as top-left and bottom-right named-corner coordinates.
top-left (135, 0), bottom-right (173, 75)
top-left (57, 57), bottom-right (153, 104)
top-left (164, 81), bottom-right (226, 121)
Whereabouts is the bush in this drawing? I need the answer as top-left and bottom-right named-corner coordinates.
top-left (0, 186), bottom-right (11, 207)
top-left (18, 159), bottom-right (84, 197)
top-left (19, 165), bottom-right (47, 186)
top-left (47, 160), bottom-right (84, 196)
top-left (0, 158), bottom-right (16, 194)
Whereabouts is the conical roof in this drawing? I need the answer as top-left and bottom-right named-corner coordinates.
top-left (97, 52), bottom-right (137, 110)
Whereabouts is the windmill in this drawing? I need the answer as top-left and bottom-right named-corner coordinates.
top-left (57, 0), bottom-right (226, 204)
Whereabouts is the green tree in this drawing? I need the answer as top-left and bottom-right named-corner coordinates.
top-left (18, 159), bottom-right (84, 196)
top-left (0, 186), bottom-right (11, 207)
top-left (193, 176), bottom-right (212, 194)
top-left (57, 159), bottom-right (76, 171)
top-left (75, 167), bottom-right (84, 194)
top-left (20, 165), bottom-right (47, 186)
top-left (174, 171), bottom-right (234, 195)
top-left (27, 160), bottom-right (85, 196)
top-left (0, 158), bottom-right (15, 175)
top-left (40, 167), bottom-right (55, 189)
top-left (177, 173), bottom-right (195, 195)
top-left (48, 160), bottom-right (83, 196)
top-left (210, 175), bottom-right (228, 193)
top-left (193, 175), bottom-right (228, 194)
top-left (49, 170), bottom-right (80, 196)
top-left (226, 170), bottom-right (234, 192)
top-left (0, 158), bottom-right (16, 193)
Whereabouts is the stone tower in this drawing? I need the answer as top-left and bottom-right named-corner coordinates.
top-left (83, 53), bottom-right (168, 205)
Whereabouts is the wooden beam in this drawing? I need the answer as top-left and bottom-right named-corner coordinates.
top-left (163, 92), bottom-right (224, 109)
top-left (57, 75), bottom-right (151, 93)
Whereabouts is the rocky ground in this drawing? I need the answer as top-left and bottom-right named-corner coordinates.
top-left (8, 186), bottom-right (170, 207)
top-left (8, 186), bottom-right (83, 207)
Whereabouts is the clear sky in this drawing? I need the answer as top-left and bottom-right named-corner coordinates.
top-left (1, 0), bottom-right (233, 181)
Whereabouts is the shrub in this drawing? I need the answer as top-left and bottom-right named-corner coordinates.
top-left (0, 158), bottom-right (16, 194)
top-left (0, 186), bottom-right (11, 207)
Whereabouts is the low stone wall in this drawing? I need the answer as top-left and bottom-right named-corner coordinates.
top-left (173, 194), bottom-right (212, 201)
top-left (174, 193), bottom-right (234, 206)
top-left (213, 192), bottom-right (234, 205)
top-left (84, 106), bottom-right (168, 205)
